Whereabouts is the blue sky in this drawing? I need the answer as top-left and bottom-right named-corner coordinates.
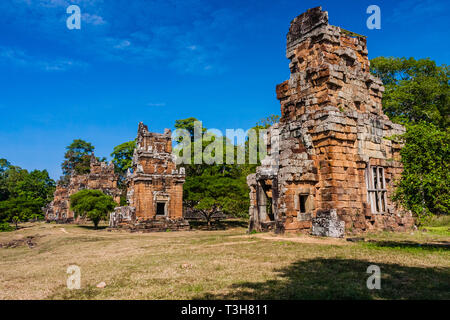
top-left (1, 0), bottom-right (449, 180)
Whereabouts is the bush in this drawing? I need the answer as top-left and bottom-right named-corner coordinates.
top-left (0, 222), bottom-right (13, 232)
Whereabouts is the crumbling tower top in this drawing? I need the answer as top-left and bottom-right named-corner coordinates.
top-left (286, 6), bottom-right (367, 58)
top-left (277, 6), bottom-right (385, 122)
top-left (286, 6), bottom-right (329, 54)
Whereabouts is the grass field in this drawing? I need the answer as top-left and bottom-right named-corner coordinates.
top-left (0, 220), bottom-right (449, 300)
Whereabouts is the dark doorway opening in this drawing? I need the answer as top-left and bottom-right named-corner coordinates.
top-left (299, 195), bottom-right (308, 213)
top-left (156, 202), bottom-right (166, 216)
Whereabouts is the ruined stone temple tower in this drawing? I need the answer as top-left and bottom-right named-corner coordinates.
top-left (109, 122), bottom-right (189, 231)
top-left (45, 155), bottom-right (121, 223)
top-left (247, 7), bottom-right (414, 236)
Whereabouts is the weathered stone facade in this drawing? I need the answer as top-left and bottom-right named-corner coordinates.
top-left (45, 155), bottom-right (121, 223)
top-left (109, 122), bottom-right (189, 232)
top-left (248, 7), bottom-right (414, 236)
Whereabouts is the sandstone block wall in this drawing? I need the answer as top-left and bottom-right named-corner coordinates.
top-left (45, 155), bottom-right (121, 223)
top-left (248, 7), bottom-right (414, 236)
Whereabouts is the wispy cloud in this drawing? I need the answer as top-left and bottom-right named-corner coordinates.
top-left (147, 102), bottom-right (166, 107)
top-left (390, 0), bottom-right (450, 22)
top-left (113, 40), bottom-right (131, 49)
top-left (82, 13), bottom-right (107, 26)
top-left (0, 46), bottom-right (87, 72)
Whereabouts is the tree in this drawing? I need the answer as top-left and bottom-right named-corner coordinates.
top-left (184, 175), bottom-right (249, 228)
top-left (70, 189), bottom-right (117, 229)
top-left (392, 123), bottom-right (449, 222)
top-left (0, 158), bottom-right (11, 201)
top-left (370, 57), bottom-right (449, 222)
top-left (174, 117), bottom-right (209, 176)
top-left (174, 118), bottom-right (251, 225)
top-left (14, 169), bottom-right (55, 203)
top-left (370, 57), bottom-right (449, 128)
top-left (110, 140), bottom-right (136, 175)
top-left (0, 161), bottom-right (55, 228)
top-left (173, 116), bottom-right (280, 226)
top-left (61, 139), bottom-right (95, 176)
top-left (110, 140), bottom-right (136, 205)
top-left (256, 114), bottom-right (280, 129)
top-left (0, 158), bottom-right (10, 172)
top-left (0, 197), bottom-right (46, 229)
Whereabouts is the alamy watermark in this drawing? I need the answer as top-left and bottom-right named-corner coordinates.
top-left (67, 265), bottom-right (81, 289)
top-left (366, 265), bottom-right (381, 290)
top-left (366, 5), bottom-right (381, 30)
top-left (66, 5), bottom-right (81, 30)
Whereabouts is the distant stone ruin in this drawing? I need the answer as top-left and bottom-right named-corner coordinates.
top-left (44, 155), bottom-right (121, 223)
top-left (247, 7), bottom-right (414, 237)
top-left (109, 122), bottom-right (189, 232)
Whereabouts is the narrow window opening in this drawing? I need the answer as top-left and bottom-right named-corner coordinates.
top-left (368, 166), bottom-right (387, 214)
top-left (299, 195), bottom-right (308, 213)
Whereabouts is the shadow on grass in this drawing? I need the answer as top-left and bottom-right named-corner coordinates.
top-left (76, 225), bottom-right (109, 230)
top-left (189, 219), bottom-right (248, 231)
top-left (197, 258), bottom-right (450, 300)
top-left (365, 240), bottom-right (450, 251)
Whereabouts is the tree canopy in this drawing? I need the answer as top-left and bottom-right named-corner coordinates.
top-left (61, 139), bottom-right (95, 176)
top-left (370, 57), bottom-right (449, 128)
top-left (110, 140), bottom-right (136, 175)
top-left (70, 189), bottom-right (117, 229)
top-left (173, 116), bottom-right (279, 227)
top-left (110, 140), bottom-right (136, 205)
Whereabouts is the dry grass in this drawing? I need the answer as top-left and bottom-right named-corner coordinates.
top-left (0, 222), bottom-right (449, 300)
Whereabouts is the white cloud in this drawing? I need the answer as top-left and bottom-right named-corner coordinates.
top-left (0, 46), bottom-right (87, 72)
top-left (82, 13), bottom-right (107, 26)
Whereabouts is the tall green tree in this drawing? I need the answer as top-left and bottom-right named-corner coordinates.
top-left (0, 158), bottom-right (11, 201)
top-left (370, 57), bottom-right (449, 128)
top-left (61, 139), bottom-right (95, 176)
top-left (392, 123), bottom-right (449, 222)
top-left (174, 118), bottom-right (251, 223)
top-left (371, 57), bottom-right (449, 221)
top-left (111, 140), bottom-right (136, 175)
top-left (110, 140), bottom-right (136, 205)
top-left (70, 189), bottom-right (117, 229)
top-left (184, 175), bottom-right (249, 228)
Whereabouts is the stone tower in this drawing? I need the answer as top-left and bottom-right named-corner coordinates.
top-left (247, 7), bottom-right (414, 236)
top-left (109, 122), bottom-right (188, 231)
